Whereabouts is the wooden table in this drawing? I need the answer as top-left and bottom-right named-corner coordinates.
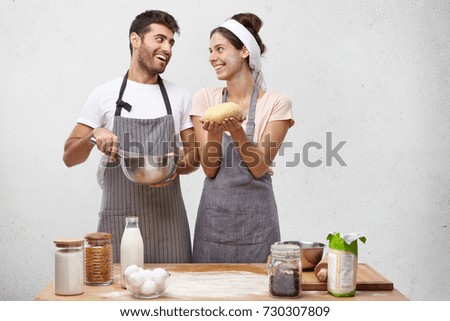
top-left (34, 263), bottom-right (408, 301)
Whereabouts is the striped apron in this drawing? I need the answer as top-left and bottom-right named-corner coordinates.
top-left (193, 85), bottom-right (280, 263)
top-left (97, 72), bottom-right (192, 263)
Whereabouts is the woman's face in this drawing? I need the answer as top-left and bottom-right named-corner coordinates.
top-left (209, 32), bottom-right (246, 81)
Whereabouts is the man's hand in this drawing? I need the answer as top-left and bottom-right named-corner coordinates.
top-left (91, 128), bottom-right (120, 162)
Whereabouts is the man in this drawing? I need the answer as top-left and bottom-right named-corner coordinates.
top-left (63, 10), bottom-right (198, 263)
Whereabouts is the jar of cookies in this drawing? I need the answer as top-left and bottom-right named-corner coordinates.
top-left (84, 232), bottom-right (113, 286)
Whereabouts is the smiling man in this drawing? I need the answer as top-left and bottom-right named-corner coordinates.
top-left (63, 10), bottom-right (198, 264)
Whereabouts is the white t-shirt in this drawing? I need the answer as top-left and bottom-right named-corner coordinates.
top-left (78, 77), bottom-right (192, 133)
top-left (77, 77), bottom-right (192, 187)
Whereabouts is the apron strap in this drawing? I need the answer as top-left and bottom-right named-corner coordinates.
top-left (222, 84), bottom-right (259, 141)
top-left (157, 76), bottom-right (173, 115)
top-left (115, 71), bottom-right (132, 116)
top-left (157, 76), bottom-right (176, 152)
top-left (115, 71), bottom-right (173, 116)
top-left (245, 84), bottom-right (259, 141)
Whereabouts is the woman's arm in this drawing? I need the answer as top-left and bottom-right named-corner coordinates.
top-left (192, 116), bottom-right (223, 178)
top-left (222, 118), bottom-right (290, 178)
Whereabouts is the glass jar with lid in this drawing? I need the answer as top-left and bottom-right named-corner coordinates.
top-left (84, 232), bottom-right (113, 286)
top-left (268, 243), bottom-right (302, 298)
top-left (53, 238), bottom-right (84, 295)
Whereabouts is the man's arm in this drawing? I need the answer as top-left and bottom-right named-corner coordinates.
top-left (63, 123), bottom-right (119, 167)
top-left (176, 127), bottom-right (199, 175)
top-left (63, 123), bottom-right (95, 167)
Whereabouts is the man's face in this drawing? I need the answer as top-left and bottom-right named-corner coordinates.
top-left (134, 23), bottom-right (175, 75)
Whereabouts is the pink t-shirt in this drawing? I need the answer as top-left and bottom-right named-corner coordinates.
top-left (190, 87), bottom-right (295, 142)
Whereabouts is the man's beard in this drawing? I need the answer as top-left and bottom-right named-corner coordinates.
top-left (137, 48), bottom-right (167, 76)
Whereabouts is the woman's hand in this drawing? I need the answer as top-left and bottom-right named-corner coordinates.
top-left (200, 118), bottom-right (223, 135)
top-left (193, 116), bottom-right (223, 178)
top-left (221, 115), bottom-right (246, 133)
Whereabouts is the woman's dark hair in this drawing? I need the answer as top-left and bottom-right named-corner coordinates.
top-left (210, 13), bottom-right (266, 55)
top-left (129, 10), bottom-right (180, 55)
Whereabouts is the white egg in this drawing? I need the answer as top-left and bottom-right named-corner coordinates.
top-left (140, 280), bottom-right (157, 296)
top-left (140, 269), bottom-right (154, 281)
top-left (123, 265), bottom-right (140, 279)
top-left (152, 267), bottom-right (167, 278)
top-left (128, 272), bottom-right (145, 288)
top-left (153, 276), bottom-right (168, 292)
top-left (128, 284), bottom-right (141, 294)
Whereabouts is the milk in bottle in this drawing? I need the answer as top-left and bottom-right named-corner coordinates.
top-left (120, 216), bottom-right (144, 288)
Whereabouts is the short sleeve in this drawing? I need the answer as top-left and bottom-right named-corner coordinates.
top-left (190, 88), bottom-right (213, 117)
top-left (268, 93), bottom-right (295, 127)
top-left (77, 87), bottom-right (104, 129)
top-left (179, 93), bottom-right (193, 132)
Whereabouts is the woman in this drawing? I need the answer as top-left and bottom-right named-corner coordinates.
top-left (190, 13), bottom-right (295, 263)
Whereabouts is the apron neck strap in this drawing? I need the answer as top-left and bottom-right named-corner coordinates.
top-left (222, 84), bottom-right (259, 140)
top-left (115, 71), bottom-right (132, 116)
top-left (157, 76), bottom-right (173, 115)
top-left (115, 71), bottom-right (173, 116)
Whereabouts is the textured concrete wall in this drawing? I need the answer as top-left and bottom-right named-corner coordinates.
top-left (1, 0), bottom-right (449, 300)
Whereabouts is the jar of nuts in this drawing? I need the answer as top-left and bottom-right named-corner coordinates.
top-left (84, 232), bottom-right (113, 286)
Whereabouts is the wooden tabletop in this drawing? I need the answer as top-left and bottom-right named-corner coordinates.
top-left (34, 263), bottom-right (409, 301)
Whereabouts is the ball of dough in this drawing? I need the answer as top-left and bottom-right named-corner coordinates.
top-left (203, 102), bottom-right (243, 123)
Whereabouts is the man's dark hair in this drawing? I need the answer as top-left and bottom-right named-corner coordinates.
top-left (129, 10), bottom-right (180, 55)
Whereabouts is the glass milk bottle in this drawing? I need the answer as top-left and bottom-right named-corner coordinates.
top-left (53, 238), bottom-right (84, 296)
top-left (120, 216), bottom-right (144, 288)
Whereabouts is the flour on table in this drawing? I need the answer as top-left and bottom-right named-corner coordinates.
top-left (164, 271), bottom-right (268, 298)
top-left (101, 291), bottom-right (130, 299)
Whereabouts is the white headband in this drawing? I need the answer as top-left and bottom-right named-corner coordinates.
top-left (220, 19), bottom-right (267, 90)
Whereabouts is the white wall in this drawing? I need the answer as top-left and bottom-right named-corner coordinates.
top-left (1, 0), bottom-right (449, 301)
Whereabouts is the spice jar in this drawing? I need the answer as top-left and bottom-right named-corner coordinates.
top-left (54, 238), bottom-right (84, 296)
top-left (84, 232), bottom-right (113, 286)
top-left (268, 243), bottom-right (302, 298)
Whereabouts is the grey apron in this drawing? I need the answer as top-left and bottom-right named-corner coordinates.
top-left (97, 72), bottom-right (192, 263)
top-left (193, 85), bottom-right (280, 263)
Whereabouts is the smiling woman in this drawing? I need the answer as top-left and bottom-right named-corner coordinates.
top-left (190, 13), bottom-right (295, 264)
top-left (1, 0), bottom-right (448, 303)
